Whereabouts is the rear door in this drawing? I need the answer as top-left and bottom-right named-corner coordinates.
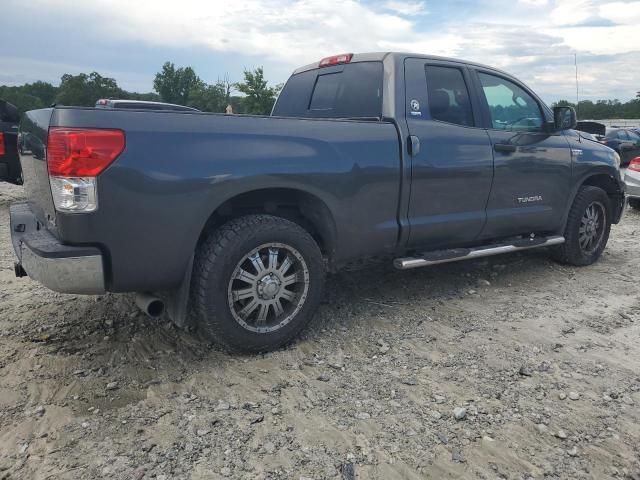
top-left (471, 69), bottom-right (572, 238)
top-left (404, 58), bottom-right (494, 249)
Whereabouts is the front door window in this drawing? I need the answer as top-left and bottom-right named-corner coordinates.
top-left (478, 72), bottom-right (544, 132)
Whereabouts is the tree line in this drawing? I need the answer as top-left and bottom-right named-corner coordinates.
top-left (553, 94), bottom-right (640, 120)
top-left (0, 62), bottom-right (282, 116)
top-left (4, 62), bottom-right (639, 120)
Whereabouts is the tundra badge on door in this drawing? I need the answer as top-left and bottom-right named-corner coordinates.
top-left (517, 195), bottom-right (543, 204)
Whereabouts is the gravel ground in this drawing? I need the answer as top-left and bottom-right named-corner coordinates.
top-left (1, 181), bottom-right (639, 480)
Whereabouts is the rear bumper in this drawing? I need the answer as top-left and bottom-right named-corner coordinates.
top-left (10, 203), bottom-right (106, 294)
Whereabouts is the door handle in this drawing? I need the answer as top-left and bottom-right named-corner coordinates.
top-left (408, 135), bottom-right (420, 156)
top-left (494, 143), bottom-right (517, 153)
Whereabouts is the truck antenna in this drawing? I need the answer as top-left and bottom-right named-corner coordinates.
top-left (574, 53), bottom-right (579, 117)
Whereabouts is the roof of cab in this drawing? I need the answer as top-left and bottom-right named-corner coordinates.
top-left (292, 52), bottom-right (511, 77)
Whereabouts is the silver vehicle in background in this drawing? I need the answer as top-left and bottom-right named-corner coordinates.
top-left (623, 158), bottom-right (640, 209)
top-left (95, 99), bottom-right (200, 112)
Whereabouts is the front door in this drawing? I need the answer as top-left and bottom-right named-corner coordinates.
top-left (404, 58), bottom-right (494, 249)
top-left (471, 69), bottom-right (573, 238)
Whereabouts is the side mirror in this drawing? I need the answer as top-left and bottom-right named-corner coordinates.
top-left (552, 106), bottom-right (577, 131)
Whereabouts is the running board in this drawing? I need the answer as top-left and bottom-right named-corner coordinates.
top-left (394, 235), bottom-right (565, 270)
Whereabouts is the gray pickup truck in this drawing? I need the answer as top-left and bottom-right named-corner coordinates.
top-left (10, 52), bottom-right (625, 352)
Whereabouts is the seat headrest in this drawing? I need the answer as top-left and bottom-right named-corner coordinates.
top-left (429, 90), bottom-right (450, 115)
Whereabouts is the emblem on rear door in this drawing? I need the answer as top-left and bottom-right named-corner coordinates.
top-left (409, 99), bottom-right (421, 116)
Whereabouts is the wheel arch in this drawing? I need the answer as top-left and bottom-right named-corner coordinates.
top-left (197, 187), bottom-right (338, 266)
top-left (562, 171), bottom-right (624, 231)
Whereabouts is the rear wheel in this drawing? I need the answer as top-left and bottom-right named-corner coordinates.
top-left (192, 214), bottom-right (325, 352)
top-left (551, 186), bottom-right (612, 266)
top-left (629, 198), bottom-right (640, 210)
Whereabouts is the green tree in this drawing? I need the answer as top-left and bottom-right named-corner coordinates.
top-left (20, 81), bottom-right (57, 106)
top-left (153, 62), bottom-right (203, 105)
top-left (55, 72), bottom-right (125, 106)
top-left (0, 87), bottom-right (44, 115)
top-left (235, 67), bottom-right (280, 115)
top-left (188, 81), bottom-right (228, 112)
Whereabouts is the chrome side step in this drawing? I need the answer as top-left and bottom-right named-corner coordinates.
top-left (394, 235), bottom-right (565, 270)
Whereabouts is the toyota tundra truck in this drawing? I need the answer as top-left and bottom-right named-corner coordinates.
top-left (10, 52), bottom-right (626, 352)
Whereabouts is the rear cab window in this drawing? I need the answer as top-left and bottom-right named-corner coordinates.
top-left (272, 62), bottom-right (383, 119)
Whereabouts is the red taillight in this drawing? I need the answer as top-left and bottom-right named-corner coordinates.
top-left (47, 128), bottom-right (125, 177)
top-left (629, 157), bottom-right (640, 172)
top-left (319, 53), bottom-right (353, 68)
top-left (0, 133), bottom-right (5, 156)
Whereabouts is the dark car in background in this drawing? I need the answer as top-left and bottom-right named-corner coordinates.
top-left (95, 99), bottom-right (200, 112)
top-left (0, 100), bottom-right (22, 185)
top-left (601, 128), bottom-right (640, 167)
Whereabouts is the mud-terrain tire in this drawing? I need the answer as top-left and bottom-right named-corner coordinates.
top-left (192, 214), bottom-right (325, 352)
top-left (551, 186), bottom-right (612, 266)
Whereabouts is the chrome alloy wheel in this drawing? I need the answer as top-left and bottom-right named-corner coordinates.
top-left (579, 201), bottom-right (606, 255)
top-left (227, 242), bottom-right (310, 333)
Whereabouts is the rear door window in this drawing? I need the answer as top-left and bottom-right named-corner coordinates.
top-left (425, 65), bottom-right (474, 127)
top-left (272, 62), bottom-right (383, 119)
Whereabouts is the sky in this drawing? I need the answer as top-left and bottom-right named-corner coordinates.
top-left (1, 0), bottom-right (639, 103)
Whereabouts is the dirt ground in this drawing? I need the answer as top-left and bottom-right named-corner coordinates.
top-left (0, 181), bottom-right (639, 480)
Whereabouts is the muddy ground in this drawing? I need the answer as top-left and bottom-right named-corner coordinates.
top-left (0, 181), bottom-right (639, 480)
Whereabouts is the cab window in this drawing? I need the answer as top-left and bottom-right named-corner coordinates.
top-left (478, 72), bottom-right (544, 132)
top-left (425, 66), bottom-right (474, 127)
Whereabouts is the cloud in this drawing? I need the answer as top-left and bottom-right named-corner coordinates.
top-left (22, 0), bottom-right (417, 67)
top-left (549, 0), bottom-right (598, 26)
top-left (4, 0), bottom-right (640, 101)
top-left (599, 1), bottom-right (640, 25)
top-left (518, 0), bottom-right (549, 6)
top-left (383, 1), bottom-right (428, 16)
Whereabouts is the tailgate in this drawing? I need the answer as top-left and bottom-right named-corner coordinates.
top-left (19, 108), bottom-right (57, 231)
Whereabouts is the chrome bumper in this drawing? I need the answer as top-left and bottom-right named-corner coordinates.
top-left (9, 203), bottom-right (105, 294)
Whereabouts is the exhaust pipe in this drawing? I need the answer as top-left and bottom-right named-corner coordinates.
top-left (135, 293), bottom-right (165, 318)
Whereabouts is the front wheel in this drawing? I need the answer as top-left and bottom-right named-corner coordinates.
top-left (551, 186), bottom-right (612, 266)
top-left (192, 214), bottom-right (325, 352)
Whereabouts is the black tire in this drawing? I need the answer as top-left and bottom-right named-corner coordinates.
top-left (629, 198), bottom-right (640, 210)
top-left (551, 186), bottom-right (612, 266)
top-left (192, 214), bottom-right (325, 353)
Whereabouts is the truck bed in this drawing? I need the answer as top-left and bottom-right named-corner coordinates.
top-left (19, 107), bottom-right (402, 292)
